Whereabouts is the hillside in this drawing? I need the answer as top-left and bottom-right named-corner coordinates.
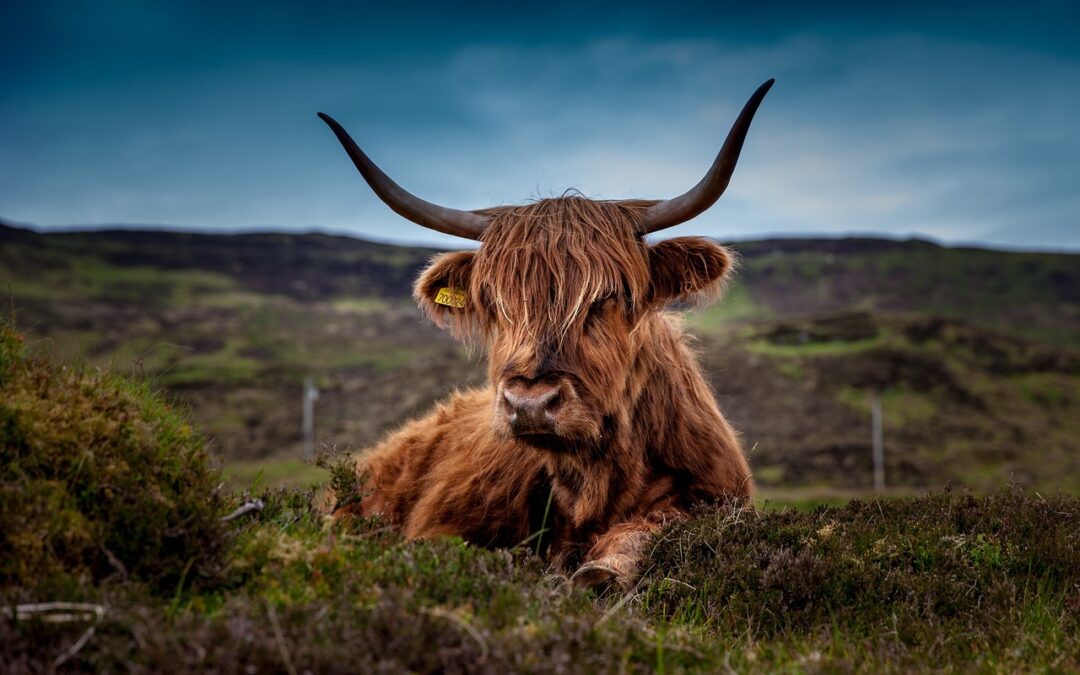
top-left (704, 312), bottom-right (1080, 493)
top-left (704, 238), bottom-right (1080, 348)
top-left (5, 224), bottom-right (1078, 346)
top-left (1, 221), bottom-right (1078, 496)
top-left (3, 323), bottom-right (1078, 672)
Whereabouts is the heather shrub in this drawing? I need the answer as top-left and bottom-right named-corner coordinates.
top-left (0, 319), bottom-right (227, 594)
top-left (641, 490), bottom-right (1080, 667)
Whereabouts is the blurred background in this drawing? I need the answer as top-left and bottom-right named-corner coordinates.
top-left (2, 1), bottom-right (1078, 503)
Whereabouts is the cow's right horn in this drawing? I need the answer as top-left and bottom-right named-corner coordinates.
top-left (318, 112), bottom-right (490, 240)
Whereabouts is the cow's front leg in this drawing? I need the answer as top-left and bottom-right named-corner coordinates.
top-left (571, 510), bottom-right (682, 591)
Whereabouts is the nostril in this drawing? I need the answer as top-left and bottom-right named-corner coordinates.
top-left (545, 390), bottom-right (563, 413)
top-left (501, 391), bottom-right (522, 419)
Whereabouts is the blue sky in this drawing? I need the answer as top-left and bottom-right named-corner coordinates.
top-left (2, 1), bottom-right (1077, 250)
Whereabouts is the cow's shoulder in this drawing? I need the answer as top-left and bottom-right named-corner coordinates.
top-left (358, 386), bottom-right (497, 471)
top-left (430, 387), bottom-right (494, 428)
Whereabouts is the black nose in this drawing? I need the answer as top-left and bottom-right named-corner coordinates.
top-left (502, 380), bottom-right (562, 435)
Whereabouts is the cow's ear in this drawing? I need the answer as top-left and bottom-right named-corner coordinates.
top-left (647, 237), bottom-right (735, 305)
top-left (414, 251), bottom-right (478, 336)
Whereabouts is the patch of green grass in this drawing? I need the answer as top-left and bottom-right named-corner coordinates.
top-left (749, 336), bottom-right (883, 357)
top-left (5, 254), bottom-right (238, 307)
top-left (837, 385), bottom-right (939, 427)
top-left (329, 297), bottom-right (393, 313)
top-left (754, 486), bottom-right (922, 511)
top-left (293, 339), bottom-right (429, 373)
top-left (350, 344), bottom-right (430, 371)
top-left (197, 290), bottom-right (279, 308)
top-left (1012, 371), bottom-right (1078, 408)
top-left (159, 349), bottom-right (264, 386)
top-left (223, 459), bottom-right (330, 490)
top-left (754, 464), bottom-right (787, 485)
top-left (687, 282), bottom-right (765, 331)
top-left (770, 357), bottom-right (806, 380)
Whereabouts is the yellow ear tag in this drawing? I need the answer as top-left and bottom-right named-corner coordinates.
top-left (434, 287), bottom-right (467, 309)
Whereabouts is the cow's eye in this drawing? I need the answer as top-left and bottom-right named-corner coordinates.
top-left (585, 296), bottom-right (616, 326)
top-left (477, 287), bottom-right (500, 323)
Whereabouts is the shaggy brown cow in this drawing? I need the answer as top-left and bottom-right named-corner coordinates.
top-left (318, 79), bottom-right (773, 588)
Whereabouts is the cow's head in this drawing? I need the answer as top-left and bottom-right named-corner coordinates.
top-left (319, 80), bottom-right (772, 452)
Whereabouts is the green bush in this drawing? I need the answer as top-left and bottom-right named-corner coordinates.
top-left (0, 319), bottom-right (227, 594)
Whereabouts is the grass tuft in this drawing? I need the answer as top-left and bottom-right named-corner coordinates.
top-left (0, 317), bottom-right (228, 595)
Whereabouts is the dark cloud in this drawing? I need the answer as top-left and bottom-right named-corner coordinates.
top-left (1, 1), bottom-right (1077, 250)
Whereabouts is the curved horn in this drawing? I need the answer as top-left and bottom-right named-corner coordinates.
top-left (638, 79), bottom-right (774, 234)
top-left (317, 112), bottom-right (490, 240)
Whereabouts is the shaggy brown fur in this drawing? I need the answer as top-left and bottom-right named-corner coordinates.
top-left (333, 196), bottom-right (752, 588)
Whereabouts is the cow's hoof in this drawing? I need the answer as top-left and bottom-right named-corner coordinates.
top-left (570, 561), bottom-right (619, 590)
top-left (570, 557), bottom-right (633, 592)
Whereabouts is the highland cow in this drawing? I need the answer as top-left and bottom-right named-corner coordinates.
top-left (318, 79), bottom-right (773, 588)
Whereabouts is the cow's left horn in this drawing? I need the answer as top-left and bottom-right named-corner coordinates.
top-left (318, 112), bottom-right (490, 240)
top-left (637, 79), bottom-right (774, 235)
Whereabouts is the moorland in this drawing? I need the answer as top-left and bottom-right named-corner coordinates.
top-left (2, 221), bottom-right (1078, 671)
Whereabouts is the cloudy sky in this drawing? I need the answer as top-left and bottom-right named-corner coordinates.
top-left (2, 1), bottom-right (1077, 250)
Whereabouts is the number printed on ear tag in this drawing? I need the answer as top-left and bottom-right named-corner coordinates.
top-left (434, 287), bottom-right (467, 309)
